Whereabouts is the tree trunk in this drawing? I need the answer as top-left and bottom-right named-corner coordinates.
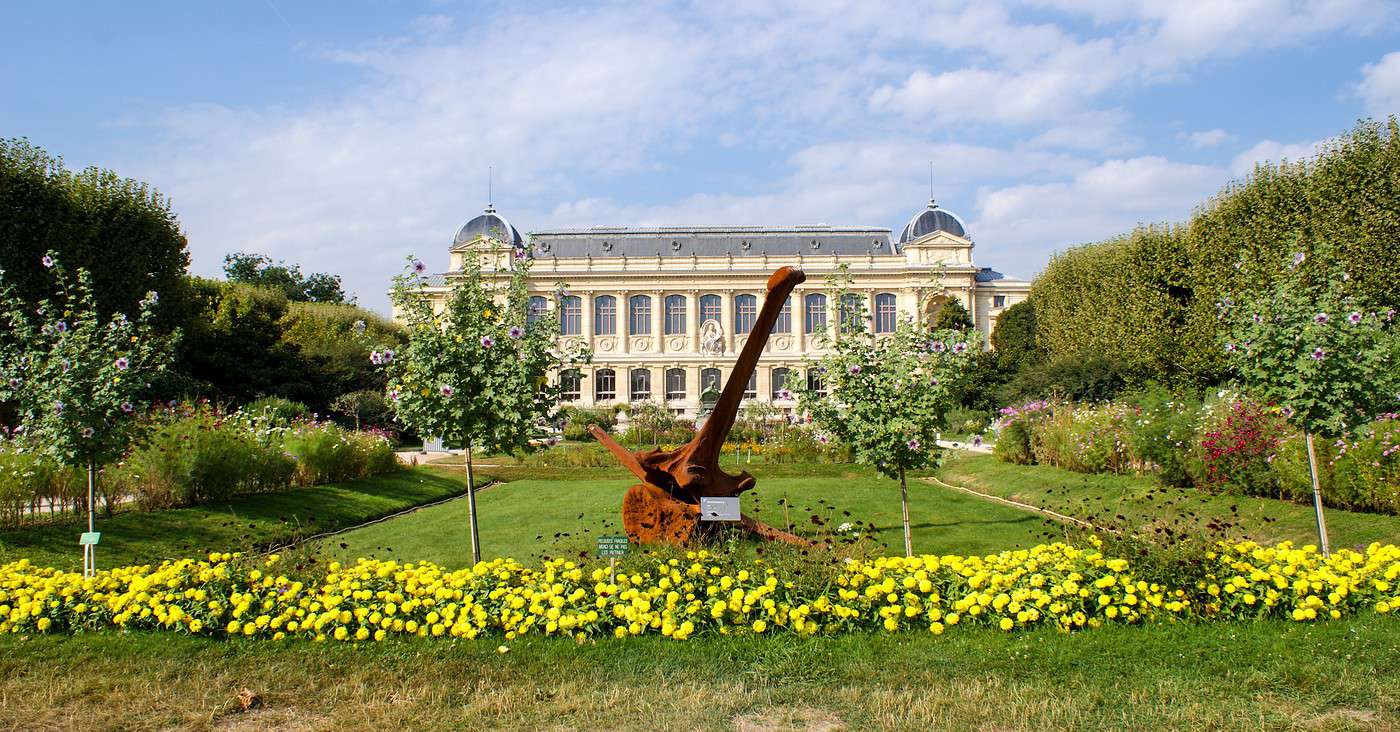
top-left (1304, 430), bottom-right (1331, 556)
top-left (899, 465), bottom-right (913, 558)
top-left (465, 444), bottom-right (482, 565)
top-left (85, 460), bottom-right (96, 577)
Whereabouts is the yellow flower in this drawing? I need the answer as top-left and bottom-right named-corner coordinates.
top-left (497, 645), bottom-right (510, 654)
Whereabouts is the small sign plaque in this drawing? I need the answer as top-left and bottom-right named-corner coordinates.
top-left (596, 535), bottom-right (629, 558)
top-left (79, 532), bottom-right (101, 546)
top-left (700, 496), bottom-right (740, 522)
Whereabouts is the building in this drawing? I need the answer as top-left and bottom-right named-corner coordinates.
top-left (416, 199), bottom-right (1030, 417)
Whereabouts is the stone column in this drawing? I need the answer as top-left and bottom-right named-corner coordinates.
top-left (687, 364), bottom-right (701, 418)
top-left (721, 289), bottom-right (736, 355)
top-left (619, 290), bottom-right (630, 354)
top-left (757, 366), bottom-right (772, 404)
top-left (580, 366), bottom-right (595, 408)
top-left (793, 289), bottom-right (806, 353)
top-left (581, 291), bottom-right (594, 344)
top-left (688, 291), bottom-right (700, 353)
top-left (651, 289), bottom-right (664, 353)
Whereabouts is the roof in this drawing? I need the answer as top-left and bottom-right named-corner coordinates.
top-left (975, 267), bottom-right (1004, 282)
top-left (454, 205), bottom-right (524, 248)
top-left (899, 200), bottom-right (967, 243)
top-left (527, 226), bottom-right (898, 258)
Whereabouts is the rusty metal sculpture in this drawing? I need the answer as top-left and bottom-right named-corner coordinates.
top-left (590, 266), bottom-right (813, 546)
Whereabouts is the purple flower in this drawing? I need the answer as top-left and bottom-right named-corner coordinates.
top-left (929, 340), bottom-right (947, 353)
top-left (1387, 309), bottom-right (1396, 322)
top-left (971, 435), bottom-right (983, 447)
top-left (114, 357), bottom-right (129, 370)
top-left (53, 401), bottom-right (64, 415)
top-left (930, 377), bottom-right (940, 386)
top-left (388, 389), bottom-right (399, 401)
top-left (1224, 343), bottom-right (1237, 353)
top-left (382, 349), bottom-right (394, 363)
top-left (1291, 252), bottom-right (1306, 268)
top-left (412, 259), bottom-right (427, 274)
top-left (508, 325), bottom-right (524, 340)
top-left (440, 384), bottom-right (455, 397)
top-left (952, 342), bottom-right (968, 354)
top-left (1313, 312), bottom-right (1328, 324)
top-left (120, 401), bottom-right (134, 414)
top-left (1311, 347), bottom-right (1326, 361)
top-left (1347, 311), bottom-right (1362, 324)
top-left (545, 436), bottom-right (560, 447)
top-left (777, 388), bottom-right (792, 400)
top-left (55, 321), bottom-right (67, 333)
top-left (513, 248), bottom-right (527, 261)
top-left (848, 365), bottom-right (861, 375)
top-left (7, 377), bottom-right (19, 389)
top-left (370, 350), bottom-right (383, 365)
top-left (907, 438), bottom-right (921, 451)
top-left (41, 255), bottom-right (54, 268)
top-left (481, 335), bottom-right (495, 348)
top-left (81, 427), bottom-right (94, 439)
top-left (816, 434), bottom-right (829, 445)
top-left (1251, 313), bottom-right (1263, 324)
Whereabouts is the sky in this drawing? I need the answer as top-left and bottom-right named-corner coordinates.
top-left (4, 0), bottom-right (1399, 313)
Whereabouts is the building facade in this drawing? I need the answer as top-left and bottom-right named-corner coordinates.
top-left (415, 200), bottom-right (1030, 417)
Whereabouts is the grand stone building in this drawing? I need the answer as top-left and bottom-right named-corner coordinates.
top-left (417, 199), bottom-right (1029, 417)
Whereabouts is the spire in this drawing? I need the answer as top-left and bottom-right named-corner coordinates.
top-left (486, 165), bottom-right (494, 213)
top-left (928, 161), bottom-right (935, 207)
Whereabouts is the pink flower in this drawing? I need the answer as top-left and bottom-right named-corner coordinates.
top-left (382, 349), bottom-right (394, 363)
top-left (1313, 312), bottom-right (1328, 324)
top-left (1291, 252), bottom-right (1306, 268)
top-left (508, 326), bottom-right (524, 340)
top-left (120, 401), bottom-right (134, 413)
top-left (81, 427), bottom-right (94, 439)
top-left (1311, 347), bottom-right (1326, 361)
top-left (388, 389), bottom-right (399, 401)
top-left (848, 365), bottom-right (861, 375)
top-left (1224, 343), bottom-right (1237, 353)
top-left (370, 350), bottom-right (383, 365)
top-left (41, 255), bottom-right (54, 268)
top-left (1347, 311), bottom-right (1362, 324)
top-left (114, 357), bottom-right (129, 370)
top-left (907, 438), bottom-right (921, 451)
top-left (481, 335), bottom-right (495, 348)
top-left (440, 384), bottom-right (455, 396)
top-left (952, 342), bottom-right (968, 353)
top-left (412, 260), bottom-right (427, 274)
top-left (929, 341), bottom-right (947, 353)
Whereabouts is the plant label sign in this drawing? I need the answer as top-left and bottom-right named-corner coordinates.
top-left (78, 532), bottom-right (101, 546)
top-left (596, 535), bottom-right (629, 558)
top-left (700, 496), bottom-right (740, 522)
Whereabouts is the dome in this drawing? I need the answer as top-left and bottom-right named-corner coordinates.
top-left (453, 204), bottom-right (524, 248)
top-left (899, 199), bottom-right (967, 243)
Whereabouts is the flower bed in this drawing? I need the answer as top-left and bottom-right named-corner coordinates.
top-left (2, 540), bottom-right (1395, 641)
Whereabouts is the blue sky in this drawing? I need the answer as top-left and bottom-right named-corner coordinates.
top-left (4, 1), bottom-right (1399, 312)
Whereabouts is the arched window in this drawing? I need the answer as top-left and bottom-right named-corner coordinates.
top-left (806, 368), bottom-right (826, 397)
top-left (804, 293), bottom-right (827, 333)
top-left (559, 295), bottom-right (582, 336)
top-left (629, 368), bottom-right (651, 401)
top-left (734, 294), bottom-right (757, 335)
top-left (559, 369), bottom-right (581, 401)
top-left (629, 295), bottom-right (651, 335)
top-left (594, 368), bottom-right (616, 401)
top-left (743, 371), bottom-right (757, 399)
top-left (771, 296), bottom-right (791, 334)
top-left (664, 294), bottom-right (687, 335)
top-left (700, 367), bottom-right (722, 395)
top-left (665, 368), bottom-right (686, 401)
top-left (699, 294), bottom-right (721, 325)
top-left (771, 367), bottom-right (791, 400)
top-left (874, 293), bottom-right (897, 333)
top-left (594, 295), bottom-right (616, 335)
top-left (527, 296), bottom-right (548, 325)
top-left (839, 293), bottom-right (864, 333)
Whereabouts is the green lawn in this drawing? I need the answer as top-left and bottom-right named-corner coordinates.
top-left (0, 467), bottom-right (466, 571)
top-left (2, 617), bottom-right (1396, 730)
top-left (936, 452), bottom-right (1400, 548)
top-left (317, 467), bottom-right (1058, 567)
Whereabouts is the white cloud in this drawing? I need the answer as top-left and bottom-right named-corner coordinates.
top-left (1355, 51), bottom-right (1400, 117)
top-left (1181, 128), bottom-right (1234, 148)
top-left (1229, 138), bottom-right (1329, 175)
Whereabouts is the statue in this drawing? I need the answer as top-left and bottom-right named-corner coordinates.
top-left (699, 319), bottom-right (724, 355)
top-left (590, 267), bottom-right (812, 546)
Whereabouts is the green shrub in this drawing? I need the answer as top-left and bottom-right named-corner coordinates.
top-left (1125, 385), bottom-right (1204, 487)
top-left (942, 407), bottom-right (991, 436)
top-left (1324, 416), bottom-right (1400, 514)
top-left (990, 401), bottom-right (1050, 465)
top-left (524, 443), bottom-right (616, 468)
top-left (242, 396), bottom-right (311, 424)
top-left (562, 406), bottom-right (617, 441)
top-left (999, 355), bottom-right (1130, 404)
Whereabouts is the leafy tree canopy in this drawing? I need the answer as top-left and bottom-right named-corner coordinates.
top-left (933, 298), bottom-right (974, 331)
top-left (223, 252), bottom-right (350, 304)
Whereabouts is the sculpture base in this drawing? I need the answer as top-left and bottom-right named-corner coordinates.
top-left (620, 483), bottom-right (815, 547)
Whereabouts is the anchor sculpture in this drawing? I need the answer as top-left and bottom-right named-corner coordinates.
top-left (590, 266), bottom-right (813, 546)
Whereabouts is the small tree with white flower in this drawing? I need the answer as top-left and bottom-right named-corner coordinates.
top-left (0, 253), bottom-right (175, 574)
top-left (375, 248), bottom-right (584, 564)
top-left (1222, 244), bottom-right (1400, 554)
top-left (795, 268), bottom-right (978, 557)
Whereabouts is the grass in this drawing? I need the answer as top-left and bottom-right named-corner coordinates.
top-left (1, 617), bottom-right (1396, 730)
top-left (0, 467), bottom-right (466, 572)
top-left (937, 452), bottom-right (1400, 548)
top-left (317, 466), bottom-right (1059, 567)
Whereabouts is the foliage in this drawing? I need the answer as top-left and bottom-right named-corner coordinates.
top-left (1029, 118), bottom-right (1400, 388)
top-left (621, 401), bottom-right (695, 446)
top-left (176, 278), bottom-right (313, 405)
top-left (377, 251), bottom-right (585, 459)
top-left (1029, 402), bottom-right (1135, 475)
top-left (223, 252), bottom-right (349, 304)
top-left (241, 396), bottom-right (311, 424)
top-left (0, 254), bottom-right (175, 468)
top-left (942, 406), bottom-right (991, 435)
top-left (999, 354), bottom-right (1130, 404)
top-left (989, 301), bottom-right (1040, 372)
top-left (933, 297), bottom-right (974, 331)
top-left (278, 301), bottom-right (405, 411)
top-left (0, 138), bottom-right (192, 336)
top-left (331, 390), bottom-right (393, 431)
top-left (1222, 245), bottom-right (1400, 437)
top-left (1123, 384), bottom-right (1204, 487)
top-left (561, 406), bottom-right (618, 442)
top-left (1, 540), bottom-right (1397, 642)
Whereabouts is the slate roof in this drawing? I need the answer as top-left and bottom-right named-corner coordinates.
top-left (454, 205), bottom-right (524, 248)
top-left (899, 200), bottom-right (967, 242)
top-left (526, 226), bottom-right (899, 258)
top-left (975, 267), bottom-right (1005, 282)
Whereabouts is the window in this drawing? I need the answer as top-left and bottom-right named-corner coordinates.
top-left (771, 367), bottom-right (791, 400)
top-left (527, 296), bottom-right (548, 325)
top-left (806, 368), bottom-right (826, 397)
top-left (700, 367), bottom-right (722, 396)
top-left (594, 368), bottom-right (616, 401)
top-left (734, 294), bottom-right (757, 334)
top-left (699, 294), bottom-right (721, 325)
top-left (743, 371), bottom-right (756, 399)
top-left (594, 295), bottom-right (616, 335)
top-left (664, 295), bottom-right (687, 335)
top-left (559, 369), bottom-right (581, 401)
top-left (839, 293), bottom-right (864, 333)
top-left (665, 368), bottom-right (686, 401)
top-left (874, 293), bottom-right (897, 333)
top-left (771, 296), bottom-right (791, 334)
top-left (630, 368), bottom-right (651, 401)
top-left (560, 295), bottom-right (582, 335)
top-left (804, 293), bottom-right (827, 333)
top-left (993, 295), bottom-right (1007, 308)
top-left (629, 295), bottom-right (652, 335)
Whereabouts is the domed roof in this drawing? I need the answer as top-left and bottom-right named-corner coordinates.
top-left (453, 204), bottom-right (524, 248)
top-left (899, 199), bottom-right (967, 243)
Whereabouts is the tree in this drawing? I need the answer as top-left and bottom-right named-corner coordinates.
top-left (933, 298), bottom-right (974, 331)
top-left (1222, 244), bottom-right (1400, 554)
top-left (0, 253), bottom-right (175, 575)
top-left (223, 252), bottom-right (350, 304)
top-left (796, 269), bottom-right (978, 556)
top-left (330, 390), bottom-right (391, 431)
top-left (376, 250), bottom-right (585, 563)
top-left (176, 279), bottom-right (316, 405)
top-left (990, 301), bottom-right (1040, 371)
